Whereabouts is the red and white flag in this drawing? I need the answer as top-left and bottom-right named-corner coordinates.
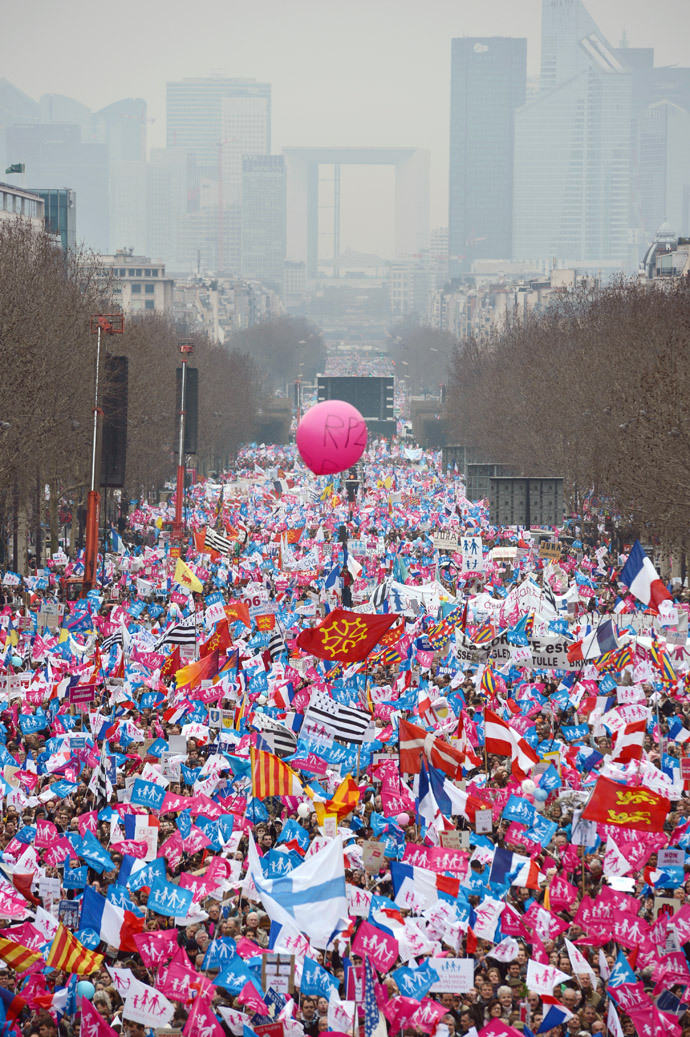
top-left (611, 719), bottom-right (645, 763)
top-left (484, 709), bottom-right (539, 779)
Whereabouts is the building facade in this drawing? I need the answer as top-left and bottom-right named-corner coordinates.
top-left (99, 251), bottom-right (174, 315)
top-left (513, 0), bottom-right (631, 270)
top-left (241, 155), bottom-right (286, 289)
top-left (0, 181), bottom-right (44, 232)
top-left (448, 37), bottom-right (527, 275)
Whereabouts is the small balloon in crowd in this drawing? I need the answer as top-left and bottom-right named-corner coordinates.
top-left (77, 981), bottom-right (95, 1000)
top-left (533, 787), bottom-right (549, 802)
top-left (396, 812), bottom-right (411, 827)
top-left (297, 802), bottom-right (311, 819)
top-left (296, 400), bottom-right (367, 475)
top-left (521, 779), bottom-right (536, 795)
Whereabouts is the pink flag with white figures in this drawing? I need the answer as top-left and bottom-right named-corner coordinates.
top-left (352, 920), bottom-right (400, 972)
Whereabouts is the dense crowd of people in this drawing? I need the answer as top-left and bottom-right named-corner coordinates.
top-left (0, 441), bottom-right (687, 1037)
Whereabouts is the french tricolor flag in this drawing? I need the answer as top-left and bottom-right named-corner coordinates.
top-left (620, 540), bottom-right (671, 609)
top-left (79, 885), bottom-right (144, 952)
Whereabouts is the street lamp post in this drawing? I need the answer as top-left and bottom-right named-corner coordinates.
top-left (172, 343), bottom-right (194, 544)
top-left (84, 314), bottom-right (123, 593)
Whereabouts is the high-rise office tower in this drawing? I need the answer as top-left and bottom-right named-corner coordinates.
top-left (513, 0), bottom-right (631, 268)
top-left (241, 155), bottom-right (286, 289)
top-left (166, 76), bottom-right (271, 171)
top-left (6, 122), bottom-right (109, 250)
top-left (166, 76), bottom-right (271, 273)
top-left (448, 37), bottom-right (527, 275)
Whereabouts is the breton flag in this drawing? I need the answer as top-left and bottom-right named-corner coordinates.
top-left (250, 747), bottom-right (303, 798)
top-left (247, 832), bottom-right (347, 948)
top-left (304, 689), bottom-right (373, 744)
top-left (79, 886), bottom-right (145, 952)
top-left (101, 622), bottom-right (130, 656)
top-left (46, 924), bottom-right (104, 975)
top-left (88, 740), bottom-right (112, 811)
top-left (484, 709), bottom-right (539, 780)
top-left (619, 540), bottom-right (671, 609)
top-left (251, 713), bottom-right (298, 757)
top-left (204, 526), bottom-right (233, 556)
top-left (154, 620), bottom-right (197, 651)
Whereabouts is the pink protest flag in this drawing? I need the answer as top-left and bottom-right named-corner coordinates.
top-left (133, 928), bottom-right (178, 968)
top-left (351, 920), bottom-right (399, 972)
top-left (35, 820), bottom-right (58, 849)
top-left (412, 999), bottom-right (447, 1035)
top-left (182, 996), bottom-right (228, 1037)
top-left (236, 981), bottom-right (270, 1015)
top-left (81, 998), bottom-right (119, 1037)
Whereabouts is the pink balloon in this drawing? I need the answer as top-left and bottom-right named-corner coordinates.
top-left (296, 400), bottom-right (368, 476)
top-left (396, 812), bottom-right (410, 828)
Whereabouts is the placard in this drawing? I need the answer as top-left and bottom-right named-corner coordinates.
top-left (362, 840), bottom-right (386, 873)
top-left (432, 530), bottom-right (459, 552)
top-left (440, 830), bottom-right (461, 849)
top-left (539, 543), bottom-right (562, 560)
top-left (69, 683), bottom-right (96, 707)
top-left (261, 954), bottom-right (295, 997)
top-left (680, 758), bottom-right (690, 780)
top-left (428, 957), bottom-right (474, 993)
top-left (475, 809), bottom-right (493, 834)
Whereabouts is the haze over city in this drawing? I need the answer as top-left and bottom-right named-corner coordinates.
top-left (2, 0), bottom-right (689, 255)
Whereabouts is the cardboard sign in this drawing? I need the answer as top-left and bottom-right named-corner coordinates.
top-left (539, 543), bottom-right (562, 560)
top-left (261, 954), bottom-right (295, 997)
top-left (362, 840), bottom-right (386, 873)
top-left (432, 530), bottom-right (459, 552)
top-left (475, 809), bottom-right (493, 835)
top-left (440, 830), bottom-right (461, 849)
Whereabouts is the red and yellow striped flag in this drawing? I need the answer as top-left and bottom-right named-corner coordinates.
top-left (0, 935), bottom-right (43, 971)
top-left (45, 924), bottom-right (104, 975)
top-left (250, 747), bottom-right (303, 799)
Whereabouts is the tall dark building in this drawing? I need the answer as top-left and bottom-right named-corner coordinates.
top-left (449, 37), bottom-right (526, 275)
top-left (241, 155), bottom-right (286, 289)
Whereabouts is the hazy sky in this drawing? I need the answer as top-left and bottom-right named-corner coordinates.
top-left (4, 0), bottom-right (690, 256)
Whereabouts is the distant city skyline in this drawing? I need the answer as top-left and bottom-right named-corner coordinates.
top-left (3, 0), bottom-right (689, 255)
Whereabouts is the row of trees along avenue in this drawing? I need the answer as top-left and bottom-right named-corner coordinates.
top-left (0, 221), bottom-right (263, 572)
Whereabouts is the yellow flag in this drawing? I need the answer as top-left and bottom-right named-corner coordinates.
top-left (173, 557), bottom-right (203, 594)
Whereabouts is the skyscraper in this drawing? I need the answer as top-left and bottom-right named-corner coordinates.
top-left (166, 76), bottom-right (271, 273)
top-left (448, 37), bottom-right (527, 275)
top-left (241, 155), bottom-right (286, 289)
top-left (513, 0), bottom-right (632, 269)
top-left (166, 76), bottom-right (271, 170)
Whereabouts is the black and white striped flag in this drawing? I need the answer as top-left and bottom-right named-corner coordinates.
top-left (252, 713), bottom-right (298, 756)
top-left (304, 689), bottom-right (373, 744)
top-left (154, 620), bottom-right (197, 651)
top-left (101, 630), bottom-right (123, 654)
top-left (88, 742), bottom-right (112, 812)
top-left (268, 628), bottom-right (288, 663)
top-left (204, 527), bottom-right (233, 555)
top-left (370, 579), bottom-right (390, 610)
top-left (541, 582), bottom-right (559, 617)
